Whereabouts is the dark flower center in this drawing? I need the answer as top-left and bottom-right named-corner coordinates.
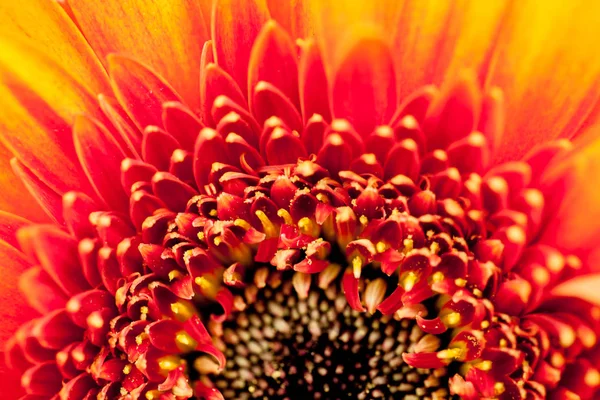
top-left (211, 279), bottom-right (448, 400)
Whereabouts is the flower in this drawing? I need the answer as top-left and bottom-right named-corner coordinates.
top-left (2, 0), bottom-right (600, 399)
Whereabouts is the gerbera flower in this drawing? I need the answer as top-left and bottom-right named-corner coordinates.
top-left (2, 0), bottom-right (600, 398)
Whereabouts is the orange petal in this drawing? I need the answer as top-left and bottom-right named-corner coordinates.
top-left (299, 39), bottom-right (331, 123)
top-left (73, 115), bottom-right (129, 213)
top-left (108, 55), bottom-right (183, 131)
top-left (331, 34), bottom-right (397, 136)
top-left (485, 1), bottom-right (600, 162)
top-left (0, 38), bottom-right (103, 196)
top-left (0, 241), bottom-right (37, 346)
top-left (200, 63), bottom-right (248, 127)
top-left (0, 212), bottom-right (32, 250)
top-left (212, 0), bottom-right (270, 95)
top-left (539, 131), bottom-right (600, 270)
top-left (0, 143), bottom-right (49, 223)
top-left (68, 0), bottom-right (209, 110)
top-left (551, 274), bottom-right (600, 306)
top-left (423, 72), bottom-right (482, 150)
top-left (248, 20), bottom-right (300, 111)
top-left (265, 0), bottom-right (314, 39)
top-left (10, 159), bottom-right (64, 225)
top-left (0, 0), bottom-right (109, 95)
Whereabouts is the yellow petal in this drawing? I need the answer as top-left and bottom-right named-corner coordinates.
top-left (68, 0), bottom-right (209, 111)
top-left (485, 0), bottom-right (600, 162)
top-left (0, 0), bottom-right (109, 95)
top-left (0, 37), bottom-right (101, 196)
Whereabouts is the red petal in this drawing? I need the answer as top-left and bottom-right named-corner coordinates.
top-left (142, 127), bottom-right (180, 172)
top-left (423, 72), bottom-right (481, 150)
top-left (248, 20), bottom-right (299, 111)
top-left (19, 266), bottom-right (67, 314)
top-left (18, 225), bottom-right (90, 296)
top-left (211, 0), bottom-right (270, 96)
top-left (200, 63), bottom-right (248, 126)
top-left (342, 268), bottom-right (365, 312)
top-left (332, 36), bottom-right (397, 136)
top-left (151, 172), bottom-right (198, 212)
top-left (299, 40), bottom-right (331, 123)
top-left (193, 128), bottom-right (228, 192)
top-left (10, 159), bottom-right (64, 225)
top-left (252, 81), bottom-right (303, 133)
top-left (73, 115), bottom-right (129, 213)
top-left (108, 55), bottom-right (182, 131)
top-left (162, 101), bottom-right (204, 151)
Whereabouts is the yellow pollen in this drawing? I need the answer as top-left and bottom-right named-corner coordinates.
top-left (209, 209), bottom-right (218, 217)
top-left (476, 360), bottom-right (493, 371)
top-left (168, 270), bottom-right (183, 281)
top-left (234, 218), bottom-right (252, 230)
top-left (256, 210), bottom-right (277, 237)
top-left (352, 257), bottom-right (363, 279)
top-left (277, 209), bottom-right (293, 225)
top-left (403, 237), bottom-right (414, 253)
top-left (437, 348), bottom-right (462, 360)
top-left (213, 236), bottom-right (223, 246)
top-left (359, 215), bottom-right (369, 226)
top-left (315, 193), bottom-right (329, 204)
top-left (473, 288), bottom-right (483, 297)
top-left (499, 339), bottom-right (507, 348)
top-left (402, 272), bottom-right (418, 291)
top-left (480, 320), bottom-right (490, 329)
top-left (146, 390), bottom-right (162, 400)
top-left (170, 302), bottom-right (194, 321)
top-left (454, 278), bottom-right (467, 287)
top-left (158, 355), bottom-right (181, 372)
top-left (494, 382), bottom-right (505, 395)
top-left (176, 332), bottom-right (197, 352)
top-left (297, 217), bottom-right (315, 235)
top-left (135, 333), bottom-right (148, 345)
top-left (197, 232), bottom-right (205, 241)
top-left (123, 364), bottom-right (132, 375)
top-left (375, 241), bottom-right (387, 253)
top-left (585, 368), bottom-right (600, 386)
top-left (140, 306), bottom-right (149, 321)
top-left (442, 312), bottom-right (461, 327)
top-left (429, 241), bottom-right (440, 254)
top-left (431, 271), bottom-right (445, 284)
top-left (87, 312), bottom-right (104, 329)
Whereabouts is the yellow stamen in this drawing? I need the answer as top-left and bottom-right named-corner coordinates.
top-left (475, 360), bottom-right (493, 371)
top-left (170, 302), bottom-right (194, 321)
top-left (359, 215), bottom-right (369, 226)
top-left (375, 241), bottom-right (387, 253)
top-left (140, 306), bottom-right (149, 321)
top-left (123, 364), bottom-right (132, 375)
top-left (454, 278), bottom-right (467, 287)
top-left (176, 332), bottom-right (197, 352)
top-left (209, 209), bottom-right (218, 217)
top-left (234, 218), bottom-right (252, 230)
top-left (401, 271), bottom-right (418, 291)
top-left (298, 217), bottom-right (316, 236)
top-left (168, 270), bottom-right (183, 281)
top-left (352, 256), bottom-right (363, 279)
top-left (442, 312), bottom-right (461, 327)
top-left (277, 209), bottom-right (293, 225)
top-left (431, 271), bottom-right (445, 284)
top-left (255, 210), bottom-right (277, 237)
top-left (403, 237), bottom-right (414, 253)
top-left (158, 355), bottom-right (181, 372)
top-left (197, 232), bottom-right (205, 241)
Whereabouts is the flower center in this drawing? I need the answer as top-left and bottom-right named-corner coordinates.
top-left (210, 278), bottom-right (448, 400)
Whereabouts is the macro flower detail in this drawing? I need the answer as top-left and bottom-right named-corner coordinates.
top-left (2, 1), bottom-right (600, 400)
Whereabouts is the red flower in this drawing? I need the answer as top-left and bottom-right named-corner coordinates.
top-left (1, 1), bottom-right (600, 399)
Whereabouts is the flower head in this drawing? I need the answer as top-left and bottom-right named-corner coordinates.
top-left (1, 1), bottom-right (600, 399)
